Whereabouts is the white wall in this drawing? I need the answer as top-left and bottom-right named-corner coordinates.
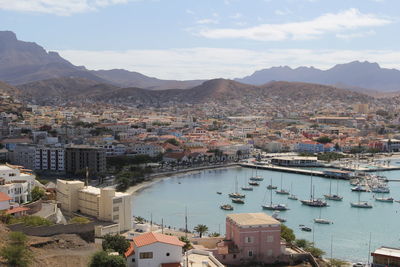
top-left (0, 200), bottom-right (10, 211)
top-left (135, 242), bottom-right (183, 267)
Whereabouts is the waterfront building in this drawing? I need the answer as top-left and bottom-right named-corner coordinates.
top-left (56, 179), bottom-right (132, 231)
top-left (295, 141), bottom-right (324, 153)
top-left (0, 164), bottom-right (36, 203)
top-left (213, 213), bottom-right (284, 265)
top-left (65, 145), bottom-right (106, 176)
top-left (125, 232), bottom-right (185, 267)
top-left (271, 156), bottom-right (319, 167)
top-left (371, 247), bottom-right (400, 267)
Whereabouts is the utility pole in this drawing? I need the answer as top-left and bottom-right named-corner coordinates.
top-left (161, 218), bottom-right (164, 234)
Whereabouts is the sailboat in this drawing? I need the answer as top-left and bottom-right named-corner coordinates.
top-left (275, 174), bottom-right (289, 195)
top-left (267, 179), bottom-right (277, 190)
top-left (250, 166), bottom-right (263, 181)
top-left (324, 179), bottom-right (343, 201)
top-left (351, 193), bottom-right (372, 208)
top-left (288, 182), bottom-right (298, 200)
top-left (262, 186), bottom-right (289, 211)
top-left (241, 175), bottom-right (253, 191)
top-left (313, 208), bottom-right (332, 224)
top-left (300, 175), bottom-right (328, 207)
top-left (229, 176), bottom-right (245, 198)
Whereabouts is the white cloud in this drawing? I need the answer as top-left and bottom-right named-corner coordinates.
top-left (230, 13), bottom-right (243, 19)
top-left (58, 47), bottom-right (400, 80)
top-left (274, 9), bottom-right (292, 16)
top-left (0, 0), bottom-right (133, 16)
top-left (336, 30), bottom-right (375, 40)
top-left (199, 8), bottom-right (391, 41)
top-left (196, 18), bottom-right (219, 25)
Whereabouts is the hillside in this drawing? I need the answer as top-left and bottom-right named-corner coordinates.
top-left (16, 77), bottom-right (119, 104)
top-left (237, 61), bottom-right (400, 92)
top-left (92, 69), bottom-right (204, 90)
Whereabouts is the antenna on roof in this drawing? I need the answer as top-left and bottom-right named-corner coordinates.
top-left (85, 166), bottom-right (89, 187)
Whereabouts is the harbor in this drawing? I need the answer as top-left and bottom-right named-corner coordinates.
top-left (132, 165), bottom-right (400, 263)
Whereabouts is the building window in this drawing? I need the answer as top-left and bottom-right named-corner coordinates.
top-left (132, 258), bottom-right (135, 262)
top-left (267, 249), bottom-right (273, 256)
top-left (113, 215), bottom-right (119, 220)
top-left (113, 206), bottom-right (119, 212)
top-left (233, 254), bottom-right (236, 259)
top-left (139, 252), bottom-right (153, 259)
top-left (267, 235), bottom-right (274, 243)
top-left (222, 255), bottom-right (226, 260)
top-left (245, 236), bottom-right (253, 243)
top-left (248, 250), bottom-right (253, 257)
top-left (166, 253), bottom-right (170, 256)
top-left (113, 198), bottom-right (122, 204)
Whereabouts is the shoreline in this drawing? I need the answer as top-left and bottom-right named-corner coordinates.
top-left (126, 163), bottom-right (240, 196)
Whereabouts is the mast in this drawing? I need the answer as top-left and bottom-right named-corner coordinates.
top-left (312, 185), bottom-right (315, 201)
top-left (185, 207), bottom-right (188, 238)
top-left (310, 174), bottom-right (313, 200)
top-left (270, 185), bottom-right (273, 205)
top-left (329, 178), bottom-right (332, 195)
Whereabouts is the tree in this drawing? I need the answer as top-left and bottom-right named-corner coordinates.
top-left (179, 236), bottom-right (193, 251)
top-left (329, 258), bottom-right (348, 267)
top-left (316, 136), bottom-right (332, 144)
top-left (306, 246), bottom-right (325, 258)
top-left (209, 232), bottom-right (220, 237)
top-left (280, 224), bottom-right (295, 243)
top-left (165, 138), bottom-right (180, 146)
top-left (193, 224), bottom-right (208, 238)
top-left (135, 216), bottom-right (145, 224)
top-left (334, 143), bottom-right (340, 151)
top-left (0, 232), bottom-right (32, 267)
top-left (89, 251), bottom-right (126, 267)
top-left (31, 186), bottom-right (45, 201)
top-left (102, 234), bottom-right (130, 255)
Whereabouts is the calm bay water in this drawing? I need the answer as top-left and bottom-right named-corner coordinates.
top-left (132, 166), bottom-right (400, 262)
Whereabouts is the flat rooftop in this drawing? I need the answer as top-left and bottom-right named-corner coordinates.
top-left (227, 213), bottom-right (280, 226)
top-left (372, 247), bottom-right (400, 258)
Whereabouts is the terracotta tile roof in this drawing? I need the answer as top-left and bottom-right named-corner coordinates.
top-left (0, 192), bottom-right (11, 202)
top-left (161, 263), bottom-right (181, 267)
top-left (124, 242), bottom-right (135, 257)
top-left (133, 232), bottom-right (185, 248)
top-left (6, 207), bottom-right (29, 214)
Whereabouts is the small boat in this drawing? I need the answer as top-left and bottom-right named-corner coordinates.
top-left (375, 197), bottom-right (394, 203)
top-left (262, 203), bottom-right (289, 211)
top-left (220, 204), bottom-right (233, 210)
top-left (325, 179), bottom-right (343, 201)
top-left (300, 226), bottom-right (312, 232)
top-left (314, 218), bottom-right (332, 224)
top-left (267, 184), bottom-right (277, 190)
top-left (249, 181), bottom-right (260, 186)
top-left (250, 166), bottom-right (264, 181)
top-left (271, 211), bottom-right (286, 222)
top-left (314, 209), bottom-right (332, 224)
top-left (351, 185), bottom-right (368, 192)
top-left (371, 186), bottom-right (390, 193)
top-left (276, 175), bottom-right (289, 194)
top-left (288, 182), bottom-right (297, 200)
top-left (288, 194), bottom-right (298, 200)
top-left (217, 191), bottom-right (222, 195)
top-left (351, 202), bottom-right (373, 208)
top-left (241, 186), bottom-right (253, 191)
top-left (300, 199), bottom-right (328, 207)
top-left (232, 198), bottom-right (245, 204)
top-left (324, 194), bottom-right (343, 201)
top-left (229, 192), bottom-right (245, 198)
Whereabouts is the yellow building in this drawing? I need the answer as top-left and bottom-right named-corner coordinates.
top-left (56, 179), bottom-right (132, 231)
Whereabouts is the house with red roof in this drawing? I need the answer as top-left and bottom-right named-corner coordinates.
top-left (0, 191), bottom-right (11, 211)
top-left (125, 232), bottom-right (184, 267)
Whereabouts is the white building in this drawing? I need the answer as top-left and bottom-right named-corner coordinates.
top-left (125, 232), bottom-right (184, 267)
top-left (0, 192), bottom-right (11, 210)
top-left (0, 164), bottom-right (36, 203)
top-left (131, 143), bottom-right (164, 157)
top-left (57, 180), bottom-right (132, 231)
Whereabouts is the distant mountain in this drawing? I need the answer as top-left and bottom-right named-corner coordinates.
top-left (92, 69), bottom-right (204, 90)
top-left (236, 61), bottom-right (400, 92)
top-left (17, 77), bottom-right (118, 104)
top-left (90, 79), bottom-right (374, 106)
top-left (0, 31), bottom-right (108, 85)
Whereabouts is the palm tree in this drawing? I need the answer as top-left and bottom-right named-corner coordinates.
top-left (194, 224), bottom-right (209, 238)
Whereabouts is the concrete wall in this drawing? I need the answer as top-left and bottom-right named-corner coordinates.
top-left (134, 242), bottom-right (183, 267)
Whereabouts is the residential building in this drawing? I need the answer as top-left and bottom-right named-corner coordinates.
top-left (213, 213), bottom-right (284, 265)
top-left (295, 141), bottom-right (324, 153)
top-left (371, 247), bottom-right (400, 267)
top-left (10, 144), bottom-right (36, 170)
top-left (34, 146), bottom-right (65, 171)
top-left (125, 232), bottom-right (184, 267)
top-left (131, 143), bottom-right (164, 157)
top-left (65, 145), bottom-right (106, 176)
top-left (0, 164), bottom-right (36, 203)
top-left (0, 191), bottom-right (11, 210)
top-left (56, 179), bottom-right (132, 231)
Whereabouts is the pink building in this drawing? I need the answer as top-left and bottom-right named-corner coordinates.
top-left (213, 213), bottom-right (284, 265)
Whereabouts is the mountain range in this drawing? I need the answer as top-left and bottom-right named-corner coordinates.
top-left (1, 30), bottom-right (400, 106)
top-left (236, 61), bottom-right (400, 92)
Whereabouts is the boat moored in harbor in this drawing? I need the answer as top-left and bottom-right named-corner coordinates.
top-left (220, 204), bottom-right (234, 210)
top-left (375, 197), bottom-right (394, 203)
top-left (232, 198), bottom-right (245, 204)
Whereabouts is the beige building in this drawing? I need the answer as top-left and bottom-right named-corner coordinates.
top-left (56, 179), bottom-right (132, 231)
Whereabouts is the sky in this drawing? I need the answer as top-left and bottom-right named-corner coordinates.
top-left (0, 0), bottom-right (399, 80)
